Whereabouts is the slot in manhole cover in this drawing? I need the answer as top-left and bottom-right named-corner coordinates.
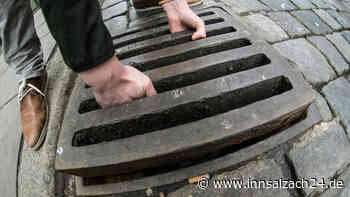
top-left (55, 5), bottom-right (321, 196)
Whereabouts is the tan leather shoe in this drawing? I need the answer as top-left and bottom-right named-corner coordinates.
top-left (133, 0), bottom-right (202, 11)
top-left (19, 72), bottom-right (49, 150)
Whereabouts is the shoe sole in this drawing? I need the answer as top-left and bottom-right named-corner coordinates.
top-left (32, 72), bottom-right (50, 151)
top-left (134, 0), bottom-right (203, 12)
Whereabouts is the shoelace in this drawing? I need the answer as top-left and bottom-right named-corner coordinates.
top-left (18, 79), bottom-right (45, 102)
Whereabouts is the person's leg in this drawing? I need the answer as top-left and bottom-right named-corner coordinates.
top-left (0, 0), bottom-right (48, 150)
top-left (0, 0), bottom-right (45, 82)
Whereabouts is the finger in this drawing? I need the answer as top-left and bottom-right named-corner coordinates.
top-left (192, 20), bottom-right (206, 40)
top-left (168, 16), bottom-right (187, 33)
top-left (145, 82), bottom-right (158, 97)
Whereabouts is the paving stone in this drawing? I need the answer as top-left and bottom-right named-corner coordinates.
top-left (314, 9), bottom-right (342, 31)
top-left (168, 159), bottom-right (291, 197)
top-left (290, 0), bottom-right (316, 9)
top-left (243, 14), bottom-right (289, 42)
top-left (0, 66), bottom-right (17, 107)
top-left (40, 33), bottom-right (57, 63)
top-left (0, 55), bottom-right (7, 77)
top-left (102, 1), bottom-right (128, 21)
top-left (310, 0), bottom-right (335, 8)
top-left (274, 38), bottom-right (336, 86)
top-left (328, 0), bottom-right (350, 11)
top-left (327, 10), bottom-right (350, 28)
top-left (342, 31), bottom-right (350, 43)
top-left (0, 98), bottom-right (21, 197)
top-left (104, 15), bottom-right (128, 37)
top-left (268, 11), bottom-right (311, 38)
top-left (307, 36), bottom-right (349, 75)
top-left (259, 0), bottom-right (297, 10)
top-left (288, 122), bottom-right (350, 196)
top-left (292, 10), bottom-right (332, 35)
top-left (221, 0), bottom-right (270, 15)
top-left (327, 33), bottom-right (350, 63)
top-left (33, 9), bottom-right (46, 28)
top-left (102, 0), bottom-right (125, 9)
top-left (35, 21), bottom-right (50, 38)
top-left (322, 78), bottom-right (350, 134)
top-left (312, 90), bottom-right (333, 121)
top-left (320, 167), bottom-right (350, 197)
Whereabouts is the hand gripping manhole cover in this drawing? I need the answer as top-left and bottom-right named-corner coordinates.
top-left (55, 5), bottom-right (321, 196)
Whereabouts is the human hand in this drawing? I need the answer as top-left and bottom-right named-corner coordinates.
top-left (162, 0), bottom-right (206, 40)
top-left (79, 56), bottom-right (157, 108)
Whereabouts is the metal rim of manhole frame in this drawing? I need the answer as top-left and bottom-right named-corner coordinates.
top-left (55, 3), bottom-right (322, 196)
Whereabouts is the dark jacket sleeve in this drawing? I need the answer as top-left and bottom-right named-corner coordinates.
top-left (38, 0), bottom-right (115, 72)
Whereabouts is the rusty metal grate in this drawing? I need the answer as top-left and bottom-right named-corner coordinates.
top-left (55, 6), bottom-right (320, 196)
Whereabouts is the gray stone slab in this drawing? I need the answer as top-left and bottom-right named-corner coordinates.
top-left (290, 0), bottom-right (316, 9)
top-left (327, 32), bottom-right (350, 63)
top-left (0, 67), bottom-right (17, 107)
top-left (311, 0), bottom-right (335, 8)
top-left (287, 122), bottom-right (350, 196)
top-left (268, 11), bottom-right (311, 38)
top-left (35, 21), bottom-right (50, 38)
top-left (320, 167), bottom-right (350, 197)
top-left (102, 1), bottom-right (128, 21)
top-left (243, 14), bottom-right (289, 42)
top-left (314, 9), bottom-right (342, 31)
top-left (104, 15), bottom-right (128, 37)
top-left (292, 10), bottom-right (332, 35)
top-left (322, 78), bottom-right (350, 134)
top-left (102, 0), bottom-right (125, 9)
top-left (221, 0), bottom-right (270, 15)
top-left (312, 89), bottom-right (333, 121)
top-left (342, 31), bottom-right (350, 43)
top-left (307, 36), bottom-right (349, 75)
top-left (327, 10), bottom-right (350, 29)
top-left (0, 98), bottom-right (21, 197)
top-left (326, 0), bottom-right (350, 11)
top-left (0, 55), bottom-right (8, 77)
top-left (274, 38), bottom-right (336, 86)
top-left (168, 159), bottom-right (291, 197)
top-left (40, 33), bottom-right (57, 63)
top-left (259, 0), bottom-right (297, 10)
top-left (34, 9), bottom-right (46, 28)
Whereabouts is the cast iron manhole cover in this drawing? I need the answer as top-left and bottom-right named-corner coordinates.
top-left (56, 5), bottom-right (321, 196)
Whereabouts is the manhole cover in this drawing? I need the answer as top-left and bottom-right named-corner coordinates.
top-left (55, 5), bottom-right (321, 196)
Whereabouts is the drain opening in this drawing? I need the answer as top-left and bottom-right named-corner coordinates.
top-left (73, 76), bottom-right (292, 147)
top-left (79, 53), bottom-right (270, 114)
top-left (115, 18), bottom-right (225, 49)
top-left (83, 108), bottom-right (307, 186)
top-left (113, 11), bottom-right (216, 39)
top-left (117, 26), bottom-right (236, 60)
top-left (129, 38), bottom-right (251, 71)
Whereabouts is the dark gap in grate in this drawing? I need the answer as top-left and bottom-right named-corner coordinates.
top-left (84, 38), bottom-right (250, 89)
top-left (114, 18), bottom-right (225, 49)
top-left (79, 53), bottom-right (270, 114)
top-left (113, 11), bottom-right (216, 40)
top-left (155, 54), bottom-right (271, 92)
top-left (83, 109), bottom-right (307, 186)
top-left (130, 38), bottom-right (251, 71)
top-left (117, 26), bottom-right (236, 60)
top-left (73, 76), bottom-right (293, 146)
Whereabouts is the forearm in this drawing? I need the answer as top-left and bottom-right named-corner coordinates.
top-left (38, 0), bottom-right (114, 72)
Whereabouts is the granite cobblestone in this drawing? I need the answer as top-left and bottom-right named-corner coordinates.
top-left (268, 11), bottom-right (311, 38)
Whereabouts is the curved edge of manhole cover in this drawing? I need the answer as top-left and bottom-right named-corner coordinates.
top-left (74, 104), bottom-right (321, 196)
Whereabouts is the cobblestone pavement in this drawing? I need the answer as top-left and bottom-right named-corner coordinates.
top-left (0, 0), bottom-right (350, 197)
